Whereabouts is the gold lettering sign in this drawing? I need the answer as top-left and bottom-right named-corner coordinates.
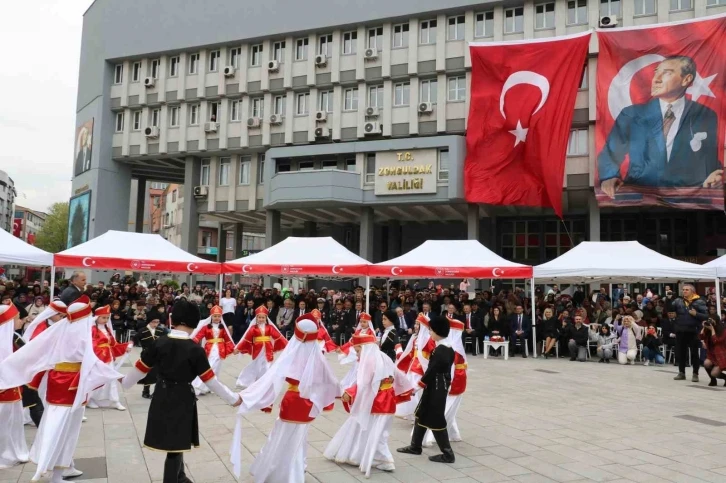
top-left (74, 185), bottom-right (90, 195)
top-left (374, 149), bottom-right (438, 195)
top-left (386, 178), bottom-right (424, 191)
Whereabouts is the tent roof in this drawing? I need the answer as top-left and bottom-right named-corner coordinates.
top-left (369, 240), bottom-right (533, 278)
top-left (534, 241), bottom-right (716, 282)
top-left (223, 236), bottom-right (370, 276)
top-left (54, 230), bottom-right (221, 274)
top-left (0, 229), bottom-right (53, 267)
top-left (704, 255), bottom-right (726, 278)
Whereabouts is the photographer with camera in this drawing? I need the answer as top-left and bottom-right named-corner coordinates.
top-left (673, 284), bottom-right (708, 382)
top-left (700, 318), bottom-right (726, 387)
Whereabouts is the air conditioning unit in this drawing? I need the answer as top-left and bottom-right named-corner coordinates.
top-left (315, 110), bottom-right (327, 122)
top-left (204, 122), bottom-right (218, 133)
top-left (315, 126), bottom-right (331, 138)
top-left (599, 15), bottom-right (618, 28)
top-left (269, 114), bottom-right (283, 125)
top-left (314, 54), bottom-right (327, 67)
top-left (144, 126), bottom-right (160, 138)
top-left (267, 60), bottom-right (280, 72)
top-left (193, 186), bottom-right (208, 198)
top-left (247, 117), bottom-right (261, 128)
top-left (365, 106), bottom-right (380, 118)
top-left (363, 122), bottom-right (382, 136)
top-left (223, 66), bottom-right (236, 77)
top-left (418, 102), bottom-right (434, 114)
top-left (143, 77), bottom-right (156, 88)
top-left (364, 48), bottom-right (378, 60)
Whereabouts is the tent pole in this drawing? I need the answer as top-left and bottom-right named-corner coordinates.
top-left (716, 278), bottom-right (722, 322)
top-left (365, 275), bottom-right (370, 314)
top-left (531, 277), bottom-right (537, 358)
top-left (218, 273), bottom-right (223, 293)
top-left (50, 267), bottom-right (56, 300)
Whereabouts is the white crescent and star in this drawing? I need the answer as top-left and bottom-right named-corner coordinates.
top-left (186, 263), bottom-right (197, 271)
top-left (391, 266), bottom-right (403, 276)
top-left (331, 265), bottom-right (343, 274)
top-left (499, 70), bottom-right (550, 147)
top-left (241, 264), bottom-right (252, 273)
top-left (81, 257), bottom-right (94, 267)
top-left (492, 268), bottom-right (504, 277)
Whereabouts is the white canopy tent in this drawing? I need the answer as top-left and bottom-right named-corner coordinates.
top-left (705, 255), bottom-right (726, 316)
top-left (0, 228), bottom-right (53, 267)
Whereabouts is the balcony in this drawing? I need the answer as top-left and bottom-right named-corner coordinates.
top-left (266, 169), bottom-right (363, 209)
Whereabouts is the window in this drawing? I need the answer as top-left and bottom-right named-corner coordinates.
top-left (132, 62), bottom-right (141, 82)
top-left (150, 59), bottom-right (160, 78)
top-left (420, 79), bottom-right (438, 104)
top-left (229, 47), bottom-right (240, 68)
top-left (296, 93), bottom-right (310, 115)
top-left (345, 158), bottom-right (356, 171)
top-left (188, 53), bottom-right (199, 74)
top-left (600, 0), bottom-right (621, 16)
top-left (670, 0), bottom-right (691, 10)
top-left (201, 231), bottom-right (212, 247)
top-left (343, 31), bottom-right (357, 55)
top-left (365, 154), bottom-right (375, 183)
top-left (169, 106), bottom-right (179, 127)
top-left (447, 76), bottom-right (466, 101)
top-left (318, 90), bottom-right (333, 113)
top-left (230, 100), bottom-right (241, 121)
top-left (209, 102), bottom-right (219, 122)
top-left (475, 12), bottom-right (494, 38)
top-left (273, 95), bottom-right (286, 115)
top-left (392, 23), bottom-right (409, 48)
top-left (393, 82), bottom-right (410, 106)
top-left (447, 16), bottom-right (465, 41)
top-left (200, 159), bottom-right (210, 185)
top-left (318, 34), bottom-right (333, 56)
top-left (634, 0), bottom-right (656, 14)
top-left (707, 0), bottom-right (726, 5)
top-left (567, 0), bottom-right (588, 25)
top-left (277, 162), bottom-right (291, 173)
top-left (189, 104), bottom-right (199, 125)
top-left (208, 51), bottom-right (219, 72)
top-left (258, 155), bottom-right (265, 184)
top-left (535, 3), bottom-right (555, 29)
top-left (420, 19), bottom-right (437, 44)
top-left (299, 161), bottom-right (315, 171)
top-left (151, 108), bottom-right (160, 127)
top-left (251, 98), bottom-right (264, 118)
top-left (219, 158), bottom-right (230, 185)
top-left (114, 64), bottom-right (123, 84)
top-left (169, 56), bottom-right (179, 77)
top-left (344, 88), bottom-right (359, 111)
top-left (567, 129), bottom-right (588, 155)
top-left (505, 7), bottom-right (525, 33)
top-left (115, 112), bottom-right (124, 133)
top-left (368, 85), bottom-right (384, 108)
top-left (239, 156), bottom-right (251, 185)
top-left (172, 190), bottom-right (177, 202)
top-left (438, 149), bottom-right (449, 181)
top-left (579, 64), bottom-right (588, 89)
top-left (368, 27), bottom-right (383, 51)
top-left (132, 111), bottom-right (141, 131)
top-left (295, 38), bottom-right (309, 60)
top-left (251, 44), bottom-right (263, 66)
top-left (273, 41), bottom-right (286, 62)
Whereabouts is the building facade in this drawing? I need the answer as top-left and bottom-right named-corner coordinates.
top-left (0, 170), bottom-right (16, 233)
top-left (13, 206), bottom-right (46, 244)
top-left (73, 0), bottom-right (726, 271)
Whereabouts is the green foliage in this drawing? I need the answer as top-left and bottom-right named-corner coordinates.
top-left (164, 279), bottom-right (180, 290)
top-left (35, 202), bottom-right (69, 253)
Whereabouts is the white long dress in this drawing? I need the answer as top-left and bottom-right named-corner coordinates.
top-left (0, 317), bottom-right (29, 468)
top-left (87, 325), bottom-right (123, 408)
top-left (192, 325), bottom-right (222, 395)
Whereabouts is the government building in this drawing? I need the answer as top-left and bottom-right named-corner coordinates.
top-left (72, 0), bottom-right (726, 275)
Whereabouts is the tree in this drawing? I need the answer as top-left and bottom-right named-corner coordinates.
top-left (35, 202), bottom-right (69, 253)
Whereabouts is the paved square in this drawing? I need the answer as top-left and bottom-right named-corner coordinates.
top-left (4, 349), bottom-right (726, 483)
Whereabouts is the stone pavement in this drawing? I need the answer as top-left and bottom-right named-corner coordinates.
top-left (3, 348), bottom-right (726, 483)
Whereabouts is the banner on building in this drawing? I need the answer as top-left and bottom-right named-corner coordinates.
top-left (465, 31), bottom-right (591, 218)
top-left (12, 218), bottom-right (22, 238)
top-left (595, 15), bottom-right (726, 210)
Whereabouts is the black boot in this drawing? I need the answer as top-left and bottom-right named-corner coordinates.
top-left (163, 453), bottom-right (183, 483)
top-left (177, 454), bottom-right (193, 483)
top-left (142, 385), bottom-right (151, 399)
top-left (29, 402), bottom-right (44, 427)
top-left (397, 422), bottom-right (425, 455)
top-left (428, 428), bottom-right (456, 463)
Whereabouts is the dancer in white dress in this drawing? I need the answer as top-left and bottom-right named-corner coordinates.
top-left (336, 312), bottom-right (373, 391)
top-left (190, 306), bottom-right (235, 396)
top-left (395, 313), bottom-right (437, 421)
top-left (233, 305), bottom-right (287, 393)
top-left (86, 305), bottom-right (132, 410)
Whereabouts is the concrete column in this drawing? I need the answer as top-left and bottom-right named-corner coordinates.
top-left (265, 210), bottom-right (281, 248)
top-left (387, 220), bottom-right (401, 259)
top-left (135, 177), bottom-right (147, 233)
top-left (467, 204), bottom-right (480, 241)
top-left (359, 207), bottom-right (375, 286)
top-left (588, 192), bottom-right (600, 242)
top-left (218, 227), bottom-right (228, 263)
top-left (232, 222), bottom-right (245, 259)
top-left (303, 221), bottom-right (317, 237)
top-left (181, 158), bottom-right (200, 254)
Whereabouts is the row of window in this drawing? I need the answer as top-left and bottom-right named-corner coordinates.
top-left (113, 76), bottom-right (475, 131)
top-left (199, 156), bottom-right (264, 186)
top-left (112, 0), bottom-right (726, 83)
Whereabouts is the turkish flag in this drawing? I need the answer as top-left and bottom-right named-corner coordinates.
top-left (465, 32), bottom-right (591, 217)
top-left (595, 16), bottom-right (726, 210)
top-left (27, 233), bottom-right (36, 245)
top-left (12, 218), bottom-right (22, 237)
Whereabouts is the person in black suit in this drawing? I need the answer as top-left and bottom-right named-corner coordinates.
top-left (345, 299), bottom-right (361, 332)
top-left (461, 302), bottom-right (483, 354)
top-left (509, 305), bottom-right (531, 358)
top-left (59, 272), bottom-right (86, 306)
top-left (394, 306), bottom-right (411, 336)
top-left (293, 300), bottom-right (307, 321)
top-left (379, 310), bottom-right (400, 361)
top-left (660, 309), bottom-right (678, 365)
top-left (373, 301), bottom-right (388, 332)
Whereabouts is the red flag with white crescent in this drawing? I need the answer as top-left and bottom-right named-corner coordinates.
top-left (465, 32), bottom-right (591, 218)
top-left (595, 14), bottom-right (726, 210)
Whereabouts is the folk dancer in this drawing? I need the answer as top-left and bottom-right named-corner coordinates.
top-left (423, 315), bottom-right (467, 446)
top-left (87, 305), bottom-right (133, 410)
top-left (233, 305), bottom-right (287, 392)
top-left (397, 315), bottom-right (456, 463)
top-left (395, 313), bottom-right (436, 421)
top-left (0, 304), bottom-right (30, 469)
top-left (324, 332), bottom-right (413, 476)
top-left (229, 313), bottom-right (339, 483)
top-left (380, 310), bottom-right (402, 361)
top-left (0, 296), bottom-right (122, 482)
top-left (311, 308), bottom-right (338, 353)
top-left (337, 312), bottom-right (373, 390)
top-left (121, 299), bottom-right (241, 483)
top-left (190, 305), bottom-right (235, 396)
top-left (133, 310), bottom-right (166, 399)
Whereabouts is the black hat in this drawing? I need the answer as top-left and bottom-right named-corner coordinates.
top-left (429, 315), bottom-right (450, 339)
top-left (146, 309), bottom-right (162, 324)
top-left (170, 299), bottom-right (200, 328)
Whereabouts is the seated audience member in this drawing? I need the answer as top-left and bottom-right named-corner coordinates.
top-left (614, 315), bottom-right (643, 365)
top-left (660, 309), bottom-right (678, 365)
top-left (541, 307), bottom-right (558, 358)
top-left (701, 319), bottom-right (726, 387)
top-left (594, 323), bottom-right (616, 363)
top-left (557, 310), bottom-right (572, 358)
top-left (485, 306), bottom-right (506, 357)
top-left (567, 315), bottom-right (588, 362)
top-left (641, 326), bottom-right (665, 366)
